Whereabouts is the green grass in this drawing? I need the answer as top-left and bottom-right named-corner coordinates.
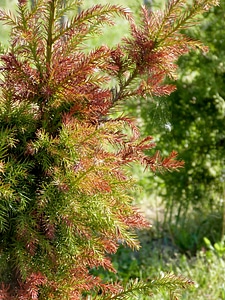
top-left (94, 230), bottom-right (225, 299)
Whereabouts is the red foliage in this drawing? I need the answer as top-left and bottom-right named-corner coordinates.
top-left (0, 284), bottom-right (10, 300)
top-left (17, 273), bottom-right (47, 300)
top-left (0, 0), bottom-right (216, 298)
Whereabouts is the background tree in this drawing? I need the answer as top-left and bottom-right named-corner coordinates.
top-left (131, 0), bottom-right (225, 254)
top-left (0, 0), bottom-right (218, 298)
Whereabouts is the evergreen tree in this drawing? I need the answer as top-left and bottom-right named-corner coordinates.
top-left (0, 0), bottom-right (218, 298)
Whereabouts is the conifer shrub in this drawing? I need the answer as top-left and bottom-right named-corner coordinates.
top-left (0, 0), bottom-right (219, 298)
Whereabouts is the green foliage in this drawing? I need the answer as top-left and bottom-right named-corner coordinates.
top-left (104, 273), bottom-right (194, 300)
top-left (0, 0), bottom-right (219, 298)
top-left (102, 231), bottom-right (225, 300)
top-left (127, 0), bottom-right (225, 252)
top-left (161, 2), bottom-right (225, 234)
top-left (204, 235), bottom-right (225, 258)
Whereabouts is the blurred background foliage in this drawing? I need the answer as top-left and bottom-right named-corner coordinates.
top-left (121, 1), bottom-right (225, 298)
top-left (126, 0), bottom-right (225, 254)
top-left (1, 0), bottom-right (225, 299)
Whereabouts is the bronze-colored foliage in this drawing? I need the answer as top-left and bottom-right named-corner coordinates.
top-left (0, 0), bottom-right (218, 298)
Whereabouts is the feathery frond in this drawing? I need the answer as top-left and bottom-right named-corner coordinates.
top-left (100, 272), bottom-right (194, 300)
